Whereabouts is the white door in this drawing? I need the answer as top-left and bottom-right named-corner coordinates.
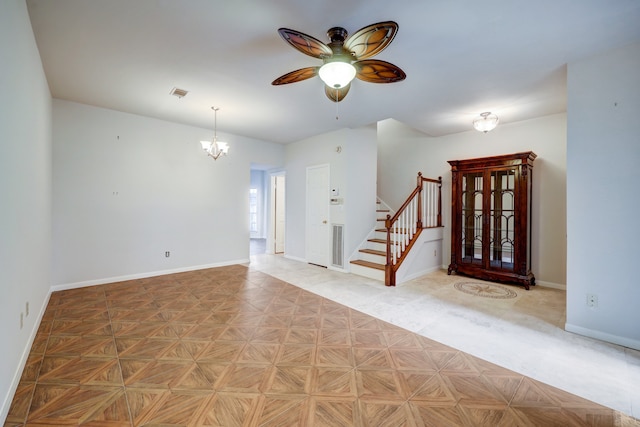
top-left (274, 175), bottom-right (285, 253)
top-left (306, 164), bottom-right (330, 266)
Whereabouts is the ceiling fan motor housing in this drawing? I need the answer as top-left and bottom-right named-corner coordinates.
top-left (327, 27), bottom-right (348, 43)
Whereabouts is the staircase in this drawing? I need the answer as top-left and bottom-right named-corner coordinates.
top-left (349, 201), bottom-right (394, 281)
top-left (350, 173), bottom-right (442, 286)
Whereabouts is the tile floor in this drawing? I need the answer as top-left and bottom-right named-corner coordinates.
top-left (5, 257), bottom-right (640, 426)
top-left (248, 253), bottom-right (640, 422)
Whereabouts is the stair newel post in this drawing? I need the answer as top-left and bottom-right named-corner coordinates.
top-left (416, 172), bottom-right (423, 229)
top-left (437, 176), bottom-right (442, 227)
top-left (384, 214), bottom-right (394, 286)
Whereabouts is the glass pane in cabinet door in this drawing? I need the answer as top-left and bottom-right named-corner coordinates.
top-left (461, 172), bottom-right (483, 265)
top-left (490, 169), bottom-right (515, 270)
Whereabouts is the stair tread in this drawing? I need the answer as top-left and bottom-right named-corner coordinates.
top-left (350, 259), bottom-right (385, 270)
top-left (368, 238), bottom-right (386, 244)
top-left (359, 248), bottom-right (385, 256)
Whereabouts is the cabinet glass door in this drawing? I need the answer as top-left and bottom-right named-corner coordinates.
top-left (461, 172), bottom-right (483, 265)
top-left (489, 168), bottom-right (516, 271)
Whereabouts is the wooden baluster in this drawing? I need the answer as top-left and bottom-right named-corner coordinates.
top-left (423, 182), bottom-right (427, 227)
top-left (409, 199), bottom-right (414, 237)
top-left (393, 219), bottom-right (398, 264)
top-left (428, 180), bottom-right (432, 227)
top-left (425, 182), bottom-right (430, 227)
top-left (431, 182), bottom-right (436, 226)
top-left (396, 211), bottom-right (404, 256)
top-left (403, 210), bottom-right (407, 252)
top-left (417, 172), bottom-right (423, 229)
top-left (385, 214), bottom-right (392, 284)
top-left (438, 176), bottom-right (442, 227)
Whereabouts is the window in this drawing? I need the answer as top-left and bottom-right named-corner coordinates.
top-left (249, 188), bottom-right (258, 233)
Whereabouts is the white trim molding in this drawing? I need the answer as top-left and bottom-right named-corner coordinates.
top-left (565, 323), bottom-right (640, 351)
top-left (50, 259), bottom-right (249, 292)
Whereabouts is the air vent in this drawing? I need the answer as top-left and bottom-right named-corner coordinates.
top-left (332, 224), bottom-right (344, 268)
top-left (170, 87), bottom-right (188, 98)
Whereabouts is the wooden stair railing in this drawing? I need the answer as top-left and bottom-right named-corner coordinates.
top-left (385, 173), bottom-right (442, 286)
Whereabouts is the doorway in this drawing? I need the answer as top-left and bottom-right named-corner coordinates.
top-left (249, 167), bottom-right (286, 257)
top-left (271, 174), bottom-right (286, 254)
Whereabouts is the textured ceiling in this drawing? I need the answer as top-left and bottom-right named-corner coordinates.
top-left (26, 0), bottom-right (640, 143)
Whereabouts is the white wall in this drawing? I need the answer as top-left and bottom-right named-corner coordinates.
top-left (344, 125), bottom-right (378, 261)
top-left (0, 0), bottom-right (52, 419)
top-left (284, 127), bottom-right (377, 264)
top-left (566, 42), bottom-right (640, 349)
top-left (53, 100), bottom-right (284, 287)
top-left (378, 114), bottom-right (567, 288)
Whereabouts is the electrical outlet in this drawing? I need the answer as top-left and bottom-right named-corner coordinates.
top-left (26, 301), bottom-right (29, 317)
top-left (165, 251), bottom-right (170, 257)
top-left (587, 293), bottom-right (598, 308)
top-left (20, 313), bottom-right (23, 329)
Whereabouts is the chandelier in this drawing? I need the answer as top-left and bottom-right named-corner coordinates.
top-left (200, 107), bottom-right (229, 160)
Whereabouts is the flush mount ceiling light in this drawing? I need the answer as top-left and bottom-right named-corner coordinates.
top-left (473, 112), bottom-right (499, 133)
top-left (200, 107), bottom-right (229, 160)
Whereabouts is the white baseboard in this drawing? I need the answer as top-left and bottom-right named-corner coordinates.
top-left (282, 254), bottom-right (306, 263)
top-left (50, 259), bottom-right (249, 292)
top-left (397, 265), bottom-right (443, 285)
top-left (535, 280), bottom-right (566, 290)
top-left (1, 291), bottom-right (52, 423)
top-left (565, 323), bottom-right (640, 351)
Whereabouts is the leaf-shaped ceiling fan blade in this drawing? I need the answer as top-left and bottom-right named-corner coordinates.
top-left (355, 59), bottom-right (406, 83)
top-left (272, 67), bottom-right (319, 85)
top-left (324, 84), bottom-right (351, 102)
top-left (345, 21), bottom-right (398, 60)
top-left (277, 28), bottom-right (333, 59)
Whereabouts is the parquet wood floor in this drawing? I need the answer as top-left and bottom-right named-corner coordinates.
top-left (5, 265), bottom-right (637, 426)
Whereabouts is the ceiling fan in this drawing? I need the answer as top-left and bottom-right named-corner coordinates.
top-left (272, 21), bottom-right (406, 102)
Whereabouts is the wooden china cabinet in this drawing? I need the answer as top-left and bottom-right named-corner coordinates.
top-left (447, 152), bottom-right (536, 289)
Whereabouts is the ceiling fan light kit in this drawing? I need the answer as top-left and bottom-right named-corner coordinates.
top-left (272, 21), bottom-right (406, 102)
top-left (318, 61), bottom-right (356, 89)
top-left (473, 112), bottom-right (499, 133)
